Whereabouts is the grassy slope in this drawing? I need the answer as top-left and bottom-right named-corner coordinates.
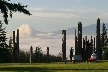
top-left (0, 62), bottom-right (108, 72)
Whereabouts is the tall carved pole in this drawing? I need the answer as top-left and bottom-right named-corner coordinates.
top-left (85, 36), bottom-right (88, 61)
top-left (96, 18), bottom-right (101, 60)
top-left (75, 29), bottom-right (78, 55)
top-left (70, 47), bottom-right (73, 62)
top-left (94, 37), bottom-right (95, 52)
top-left (30, 46), bottom-right (33, 63)
top-left (13, 31), bottom-right (15, 62)
top-left (90, 36), bottom-right (93, 56)
top-left (62, 30), bottom-right (66, 61)
top-left (78, 22), bottom-right (82, 55)
top-left (82, 37), bottom-right (85, 60)
top-left (47, 47), bottom-right (49, 63)
top-left (35, 47), bottom-right (38, 62)
top-left (17, 29), bottom-right (19, 62)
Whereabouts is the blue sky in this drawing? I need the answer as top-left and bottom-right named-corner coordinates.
top-left (2, 0), bottom-right (108, 33)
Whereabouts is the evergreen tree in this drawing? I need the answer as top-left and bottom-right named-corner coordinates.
top-left (100, 23), bottom-right (108, 59)
top-left (9, 36), bottom-right (13, 50)
top-left (33, 46), bottom-right (43, 63)
top-left (0, 21), bottom-right (11, 62)
top-left (0, 0), bottom-right (31, 24)
top-left (0, 21), bottom-right (8, 48)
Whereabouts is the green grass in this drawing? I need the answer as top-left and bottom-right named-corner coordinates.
top-left (0, 62), bottom-right (108, 72)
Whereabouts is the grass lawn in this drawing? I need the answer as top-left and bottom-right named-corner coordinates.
top-left (0, 62), bottom-right (108, 72)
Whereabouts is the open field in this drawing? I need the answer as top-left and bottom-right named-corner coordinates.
top-left (0, 62), bottom-right (108, 72)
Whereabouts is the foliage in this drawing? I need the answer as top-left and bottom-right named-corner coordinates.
top-left (0, 21), bottom-right (8, 48)
top-left (8, 36), bottom-right (13, 50)
top-left (33, 46), bottom-right (43, 63)
top-left (103, 48), bottom-right (108, 60)
top-left (19, 50), bottom-right (30, 63)
top-left (100, 23), bottom-right (108, 59)
top-left (33, 46), bottom-right (62, 63)
top-left (18, 46), bottom-right (62, 63)
top-left (0, 48), bottom-right (11, 62)
top-left (0, 0), bottom-right (31, 24)
top-left (0, 21), bottom-right (11, 63)
top-left (8, 36), bottom-right (13, 61)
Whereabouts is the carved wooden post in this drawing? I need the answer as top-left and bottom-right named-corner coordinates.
top-left (70, 47), bottom-right (73, 62)
top-left (78, 22), bottom-right (82, 55)
top-left (94, 37), bottom-right (95, 52)
top-left (17, 29), bottom-right (19, 62)
top-left (47, 47), bottom-right (49, 63)
top-left (62, 30), bottom-right (66, 61)
top-left (90, 36), bottom-right (93, 55)
top-left (87, 39), bottom-right (90, 59)
top-left (96, 18), bottom-right (101, 60)
top-left (30, 46), bottom-right (33, 63)
top-left (75, 29), bottom-right (78, 55)
top-left (14, 43), bottom-right (18, 63)
top-left (13, 31), bottom-right (15, 62)
top-left (85, 36), bottom-right (88, 61)
top-left (35, 47), bottom-right (38, 62)
top-left (82, 37), bottom-right (85, 60)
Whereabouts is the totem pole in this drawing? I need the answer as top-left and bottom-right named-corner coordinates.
top-left (93, 37), bottom-right (95, 52)
top-left (13, 31), bottom-right (15, 62)
top-left (82, 37), bottom-right (85, 60)
top-left (96, 18), bottom-right (101, 60)
top-left (78, 22), bottom-right (82, 55)
top-left (17, 29), bottom-right (19, 62)
top-left (75, 29), bottom-right (78, 55)
top-left (30, 46), bottom-right (33, 63)
top-left (13, 29), bottom-right (19, 63)
top-left (62, 30), bottom-right (66, 61)
top-left (47, 47), bottom-right (49, 63)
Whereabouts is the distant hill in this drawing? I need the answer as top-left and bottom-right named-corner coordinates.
top-left (53, 23), bottom-right (108, 35)
top-left (18, 23), bottom-right (108, 37)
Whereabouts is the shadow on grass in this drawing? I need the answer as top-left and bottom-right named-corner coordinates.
top-left (0, 67), bottom-right (108, 71)
top-left (0, 67), bottom-right (51, 72)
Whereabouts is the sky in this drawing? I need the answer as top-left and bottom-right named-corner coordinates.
top-left (1, 0), bottom-right (108, 33)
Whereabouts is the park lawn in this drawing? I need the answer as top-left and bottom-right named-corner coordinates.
top-left (0, 62), bottom-right (108, 72)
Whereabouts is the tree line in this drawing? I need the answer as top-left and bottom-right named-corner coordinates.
top-left (19, 46), bottom-right (62, 63)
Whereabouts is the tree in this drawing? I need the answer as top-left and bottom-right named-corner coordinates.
top-left (0, 21), bottom-right (11, 62)
top-left (8, 36), bottom-right (13, 62)
top-left (0, 0), bottom-right (31, 24)
top-left (100, 23), bottom-right (108, 59)
top-left (33, 46), bottom-right (43, 63)
top-left (19, 50), bottom-right (30, 63)
top-left (0, 21), bottom-right (8, 48)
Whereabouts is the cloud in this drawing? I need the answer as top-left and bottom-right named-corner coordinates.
top-left (32, 12), bottom-right (81, 18)
top-left (16, 24), bottom-right (63, 38)
top-left (29, 7), bottom-right (108, 19)
top-left (98, 13), bottom-right (108, 19)
top-left (30, 8), bottom-right (47, 11)
top-left (6, 6), bottom-right (108, 20)
top-left (17, 24), bottom-right (36, 37)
